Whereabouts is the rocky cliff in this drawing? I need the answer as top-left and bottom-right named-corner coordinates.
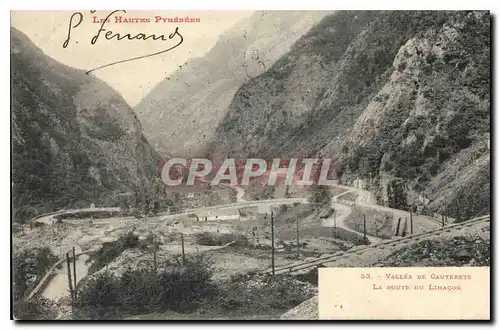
top-left (208, 11), bottom-right (490, 219)
top-left (135, 11), bottom-right (330, 157)
top-left (11, 28), bottom-right (161, 223)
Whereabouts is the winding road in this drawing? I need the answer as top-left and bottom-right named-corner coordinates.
top-left (26, 182), bottom-right (445, 301)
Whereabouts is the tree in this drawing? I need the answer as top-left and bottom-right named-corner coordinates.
top-left (75, 255), bottom-right (216, 319)
top-left (13, 247), bottom-right (57, 302)
top-left (279, 204), bottom-right (290, 214)
top-left (308, 186), bottom-right (332, 209)
top-left (387, 180), bottom-right (408, 210)
top-left (13, 297), bottom-right (56, 320)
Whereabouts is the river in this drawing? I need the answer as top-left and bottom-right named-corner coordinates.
top-left (42, 253), bottom-right (90, 300)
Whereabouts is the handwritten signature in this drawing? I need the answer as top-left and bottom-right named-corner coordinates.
top-left (63, 10), bottom-right (184, 74)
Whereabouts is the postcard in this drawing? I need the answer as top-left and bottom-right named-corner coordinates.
top-left (11, 10), bottom-right (491, 320)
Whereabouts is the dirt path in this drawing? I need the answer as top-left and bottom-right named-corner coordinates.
top-left (323, 193), bottom-right (383, 244)
top-left (198, 179), bottom-right (246, 202)
top-left (34, 207), bottom-right (121, 225)
top-left (328, 183), bottom-right (442, 238)
top-left (331, 184), bottom-right (376, 205)
top-left (227, 185), bottom-right (245, 202)
top-left (26, 181), bottom-right (437, 302)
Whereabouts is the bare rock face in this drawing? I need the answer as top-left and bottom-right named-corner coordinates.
top-left (135, 11), bottom-right (330, 157)
top-left (11, 28), bottom-right (161, 223)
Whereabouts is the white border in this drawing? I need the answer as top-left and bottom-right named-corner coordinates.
top-left (2, 1), bottom-right (498, 329)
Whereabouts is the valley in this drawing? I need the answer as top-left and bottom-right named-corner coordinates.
top-left (14, 181), bottom-right (457, 318)
top-left (11, 10), bottom-right (491, 321)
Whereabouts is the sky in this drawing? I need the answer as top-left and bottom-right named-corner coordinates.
top-left (11, 10), bottom-right (254, 106)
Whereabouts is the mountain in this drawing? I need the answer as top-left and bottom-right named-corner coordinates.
top-left (135, 10), bottom-right (330, 157)
top-left (207, 11), bottom-right (490, 219)
top-left (11, 28), bottom-right (162, 223)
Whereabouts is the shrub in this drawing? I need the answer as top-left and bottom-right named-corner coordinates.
top-left (13, 297), bottom-right (56, 320)
top-left (13, 247), bottom-right (58, 301)
top-left (87, 232), bottom-right (139, 274)
top-left (245, 185), bottom-right (275, 201)
top-left (379, 236), bottom-right (490, 267)
top-left (75, 254), bottom-right (216, 319)
top-left (214, 273), bottom-right (316, 313)
top-left (294, 265), bottom-right (325, 286)
top-left (74, 271), bottom-right (121, 319)
top-left (279, 204), bottom-right (290, 214)
top-left (308, 187), bottom-right (332, 208)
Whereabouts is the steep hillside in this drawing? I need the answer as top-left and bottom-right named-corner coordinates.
top-left (135, 11), bottom-right (330, 157)
top-left (11, 28), bottom-right (161, 223)
top-left (208, 11), bottom-right (490, 219)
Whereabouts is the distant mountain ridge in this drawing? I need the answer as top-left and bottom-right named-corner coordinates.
top-left (135, 11), bottom-right (330, 157)
top-left (11, 27), bottom-right (161, 223)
